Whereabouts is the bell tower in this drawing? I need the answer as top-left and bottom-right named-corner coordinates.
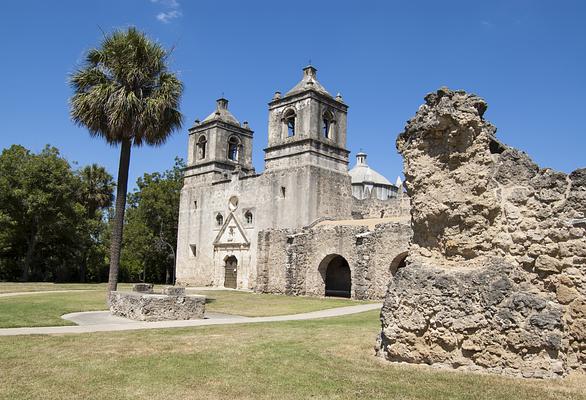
top-left (185, 98), bottom-right (254, 182)
top-left (265, 66), bottom-right (349, 172)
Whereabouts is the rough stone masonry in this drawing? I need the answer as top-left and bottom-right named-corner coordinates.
top-left (377, 87), bottom-right (586, 378)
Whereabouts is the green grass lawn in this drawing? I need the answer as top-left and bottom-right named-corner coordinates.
top-left (190, 290), bottom-right (369, 317)
top-left (0, 282), bottom-right (134, 294)
top-left (0, 310), bottom-right (583, 400)
top-left (0, 286), bottom-right (368, 328)
top-left (0, 291), bottom-right (109, 328)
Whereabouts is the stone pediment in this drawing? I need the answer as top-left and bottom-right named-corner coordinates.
top-left (213, 212), bottom-right (250, 249)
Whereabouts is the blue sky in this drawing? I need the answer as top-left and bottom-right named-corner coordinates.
top-left (0, 0), bottom-right (584, 189)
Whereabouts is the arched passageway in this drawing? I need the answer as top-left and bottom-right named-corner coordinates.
top-left (224, 255), bottom-right (237, 289)
top-left (320, 255), bottom-right (351, 298)
top-left (390, 252), bottom-right (408, 276)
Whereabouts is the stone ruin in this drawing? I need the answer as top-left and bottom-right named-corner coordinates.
top-left (376, 88), bottom-right (586, 378)
top-left (109, 284), bottom-right (206, 322)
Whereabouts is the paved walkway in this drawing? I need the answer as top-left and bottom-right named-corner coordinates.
top-left (0, 303), bottom-right (382, 336)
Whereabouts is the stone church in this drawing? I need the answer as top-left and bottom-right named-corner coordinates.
top-left (176, 66), bottom-right (410, 299)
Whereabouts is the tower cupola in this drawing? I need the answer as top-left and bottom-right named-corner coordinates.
top-left (265, 66), bottom-right (349, 172)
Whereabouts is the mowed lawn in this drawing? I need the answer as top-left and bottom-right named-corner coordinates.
top-left (0, 291), bottom-right (109, 328)
top-left (0, 282), bottom-right (112, 294)
top-left (190, 290), bottom-right (370, 317)
top-left (1, 310), bottom-right (584, 400)
top-left (0, 286), bottom-right (367, 328)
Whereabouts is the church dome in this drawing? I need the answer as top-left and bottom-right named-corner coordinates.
top-left (349, 151), bottom-right (392, 186)
top-left (201, 98), bottom-right (240, 126)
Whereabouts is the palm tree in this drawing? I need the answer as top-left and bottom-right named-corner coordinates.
top-left (78, 164), bottom-right (115, 282)
top-left (79, 164), bottom-right (115, 221)
top-left (70, 27), bottom-right (183, 293)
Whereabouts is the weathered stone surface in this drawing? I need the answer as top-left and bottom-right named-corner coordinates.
top-left (378, 87), bottom-right (586, 378)
top-left (109, 291), bottom-right (205, 321)
top-left (132, 283), bottom-right (154, 293)
top-left (162, 286), bottom-right (186, 296)
top-left (256, 220), bottom-right (410, 300)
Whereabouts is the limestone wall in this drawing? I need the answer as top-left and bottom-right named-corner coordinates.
top-left (256, 221), bottom-right (410, 300)
top-left (377, 88), bottom-right (586, 378)
top-left (351, 195), bottom-right (410, 219)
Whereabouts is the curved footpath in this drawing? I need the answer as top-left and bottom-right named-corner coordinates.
top-left (0, 303), bottom-right (382, 336)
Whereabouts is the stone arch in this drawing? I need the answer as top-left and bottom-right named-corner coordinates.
top-left (322, 109), bottom-right (335, 139)
top-left (227, 136), bottom-right (241, 161)
top-left (390, 251), bottom-right (408, 276)
top-left (282, 108), bottom-right (296, 137)
top-left (318, 254), bottom-right (351, 298)
top-left (223, 255), bottom-right (238, 289)
top-left (197, 134), bottom-right (207, 160)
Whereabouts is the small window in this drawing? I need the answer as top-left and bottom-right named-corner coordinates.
top-left (228, 137), bottom-right (240, 161)
top-left (197, 136), bottom-right (207, 160)
top-left (281, 186), bottom-right (286, 198)
top-left (284, 110), bottom-right (296, 137)
top-left (322, 111), bottom-right (334, 139)
top-left (189, 244), bottom-right (197, 257)
top-left (216, 213), bottom-right (224, 226)
top-left (245, 210), bottom-right (253, 224)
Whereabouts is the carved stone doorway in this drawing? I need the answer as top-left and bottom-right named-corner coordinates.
top-left (224, 255), bottom-right (238, 289)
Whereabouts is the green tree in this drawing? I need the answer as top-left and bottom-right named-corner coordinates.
top-left (69, 27), bottom-right (183, 292)
top-left (121, 158), bottom-right (184, 284)
top-left (0, 145), bottom-right (83, 281)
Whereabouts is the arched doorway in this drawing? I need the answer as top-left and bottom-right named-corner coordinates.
top-left (390, 252), bottom-right (408, 276)
top-left (320, 255), bottom-right (351, 298)
top-left (224, 255), bottom-right (237, 289)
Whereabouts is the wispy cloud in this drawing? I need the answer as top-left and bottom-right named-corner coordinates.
top-left (481, 20), bottom-right (494, 28)
top-left (151, 0), bottom-right (182, 24)
top-left (157, 10), bottom-right (182, 23)
top-left (151, 0), bottom-right (180, 8)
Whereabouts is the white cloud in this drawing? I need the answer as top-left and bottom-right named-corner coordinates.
top-left (151, 0), bottom-right (180, 8)
top-left (156, 10), bottom-right (182, 23)
top-left (151, 0), bottom-right (182, 23)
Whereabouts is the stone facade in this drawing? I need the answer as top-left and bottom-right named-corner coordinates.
top-left (175, 66), bottom-right (409, 299)
top-left (377, 88), bottom-right (586, 378)
top-left (256, 219), bottom-right (410, 300)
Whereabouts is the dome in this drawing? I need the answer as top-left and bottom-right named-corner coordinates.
top-left (201, 98), bottom-right (240, 126)
top-left (349, 152), bottom-right (392, 186)
top-left (284, 66), bottom-right (332, 97)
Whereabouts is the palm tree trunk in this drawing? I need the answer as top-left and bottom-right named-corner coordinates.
top-left (107, 139), bottom-right (132, 293)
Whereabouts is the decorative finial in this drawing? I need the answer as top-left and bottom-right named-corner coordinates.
top-left (308, 59), bottom-right (312, 66)
top-left (336, 92), bottom-right (344, 102)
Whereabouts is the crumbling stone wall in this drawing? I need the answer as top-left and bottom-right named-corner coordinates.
top-left (377, 88), bottom-right (586, 378)
top-left (351, 196), bottom-right (410, 219)
top-left (256, 221), bottom-right (410, 300)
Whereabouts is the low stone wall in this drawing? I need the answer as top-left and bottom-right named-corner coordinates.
top-left (109, 291), bottom-right (206, 321)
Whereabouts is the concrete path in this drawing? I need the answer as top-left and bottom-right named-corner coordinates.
top-left (0, 303), bottom-right (382, 336)
top-left (62, 311), bottom-right (247, 326)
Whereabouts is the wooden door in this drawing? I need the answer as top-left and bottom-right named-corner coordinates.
top-left (224, 256), bottom-right (237, 289)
